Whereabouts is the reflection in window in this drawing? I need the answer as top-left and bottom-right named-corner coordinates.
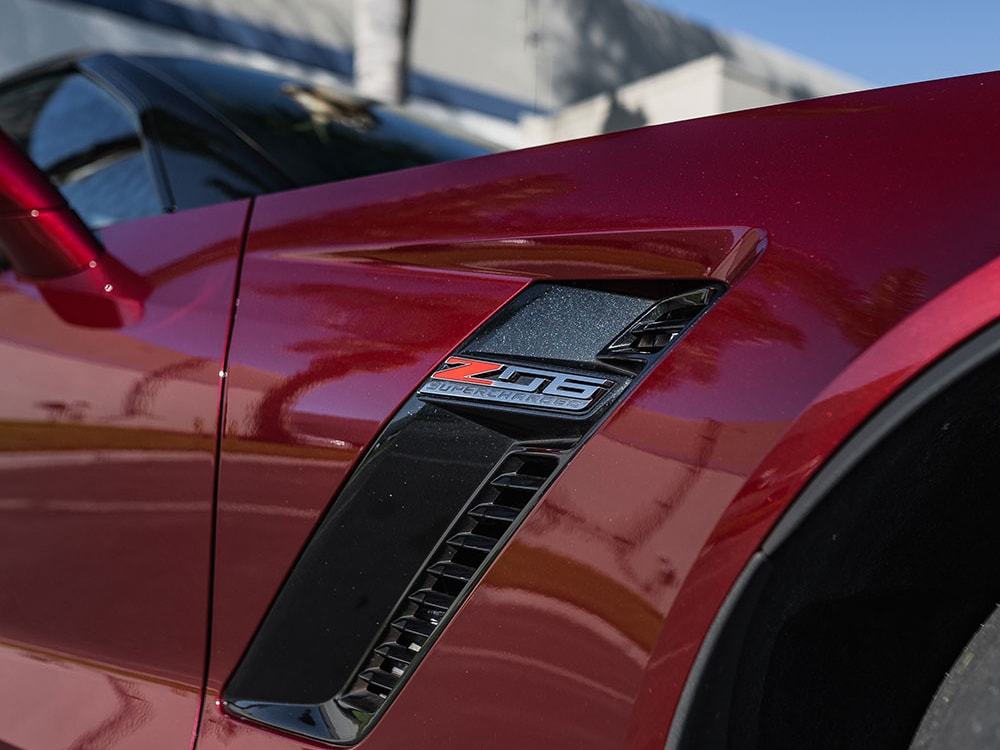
top-left (0, 73), bottom-right (161, 228)
top-left (60, 153), bottom-right (160, 230)
top-left (149, 109), bottom-right (278, 209)
top-left (140, 57), bottom-right (495, 189)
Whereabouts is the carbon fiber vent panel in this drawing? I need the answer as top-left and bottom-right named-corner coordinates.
top-left (224, 280), bottom-right (725, 744)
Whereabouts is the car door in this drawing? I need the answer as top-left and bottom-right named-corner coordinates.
top-left (0, 69), bottom-right (246, 750)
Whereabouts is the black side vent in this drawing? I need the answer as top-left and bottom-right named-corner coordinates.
top-left (597, 284), bottom-right (724, 372)
top-left (339, 446), bottom-right (564, 714)
top-left (224, 280), bottom-right (732, 746)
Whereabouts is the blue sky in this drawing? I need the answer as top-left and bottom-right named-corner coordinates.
top-left (650, 1), bottom-right (1000, 88)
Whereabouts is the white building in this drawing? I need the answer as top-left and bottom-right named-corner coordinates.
top-left (2, 0), bottom-right (867, 147)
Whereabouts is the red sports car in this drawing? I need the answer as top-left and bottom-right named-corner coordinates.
top-left (0, 54), bottom-right (998, 750)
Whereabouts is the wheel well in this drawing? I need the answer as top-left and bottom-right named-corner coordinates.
top-left (673, 324), bottom-right (1000, 750)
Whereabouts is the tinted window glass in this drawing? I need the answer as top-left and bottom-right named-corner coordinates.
top-left (150, 112), bottom-right (282, 209)
top-left (140, 57), bottom-right (496, 187)
top-left (0, 73), bottom-right (161, 228)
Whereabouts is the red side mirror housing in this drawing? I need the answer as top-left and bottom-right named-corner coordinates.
top-left (0, 129), bottom-right (149, 327)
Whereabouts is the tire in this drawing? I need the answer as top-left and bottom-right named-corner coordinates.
top-left (911, 604), bottom-right (1000, 749)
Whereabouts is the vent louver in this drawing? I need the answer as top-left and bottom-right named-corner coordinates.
top-left (598, 284), bottom-right (723, 372)
top-left (339, 447), bottom-right (564, 713)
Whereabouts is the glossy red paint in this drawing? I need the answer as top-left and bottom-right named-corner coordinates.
top-left (206, 221), bottom-right (758, 697)
top-left (35, 249), bottom-right (152, 328)
top-left (193, 72), bottom-right (1000, 750)
top-left (0, 200), bottom-right (248, 750)
top-left (0, 131), bottom-right (102, 278)
top-left (0, 129), bottom-right (65, 213)
top-left (0, 208), bottom-right (105, 278)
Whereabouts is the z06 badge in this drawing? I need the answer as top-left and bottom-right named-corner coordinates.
top-left (417, 356), bottom-right (614, 413)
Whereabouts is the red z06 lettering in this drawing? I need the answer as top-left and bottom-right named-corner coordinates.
top-left (430, 357), bottom-right (505, 386)
top-left (424, 356), bottom-right (613, 407)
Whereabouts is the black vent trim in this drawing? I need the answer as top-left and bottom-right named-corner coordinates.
top-left (598, 285), bottom-right (724, 372)
top-left (223, 280), bottom-right (727, 745)
top-left (339, 446), bottom-right (564, 711)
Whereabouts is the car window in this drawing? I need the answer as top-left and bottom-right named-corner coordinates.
top-left (149, 112), bottom-right (284, 210)
top-left (138, 57), bottom-right (496, 188)
top-left (0, 73), bottom-right (162, 228)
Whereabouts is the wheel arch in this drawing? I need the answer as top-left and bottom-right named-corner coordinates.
top-left (667, 312), bottom-right (1000, 749)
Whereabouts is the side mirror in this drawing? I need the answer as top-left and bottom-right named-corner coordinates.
top-left (0, 129), bottom-right (149, 327)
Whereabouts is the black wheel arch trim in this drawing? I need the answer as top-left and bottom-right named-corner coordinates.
top-left (665, 318), bottom-right (1000, 750)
